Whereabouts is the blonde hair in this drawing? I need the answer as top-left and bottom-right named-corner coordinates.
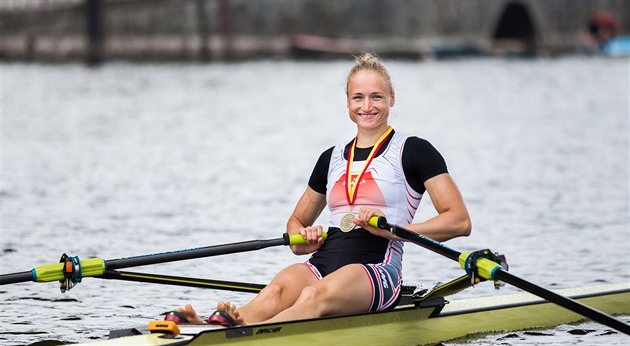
top-left (345, 53), bottom-right (394, 95)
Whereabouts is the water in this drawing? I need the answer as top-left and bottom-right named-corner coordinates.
top-left (1, 57), bottom-right (628, 345)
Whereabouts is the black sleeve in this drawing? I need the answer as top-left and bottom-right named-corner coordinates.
top-left (308, 146), bottom-right (334, 194)
top-left (402, 137), bottom-right (448, 194)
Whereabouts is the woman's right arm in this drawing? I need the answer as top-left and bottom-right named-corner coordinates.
top-left (287, 186), bottom-right (327, 255)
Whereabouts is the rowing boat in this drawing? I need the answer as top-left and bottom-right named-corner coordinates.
top-left (77, 278), bottom-right (630, 345)
top-left (2, 217), bottom-right (629, 345)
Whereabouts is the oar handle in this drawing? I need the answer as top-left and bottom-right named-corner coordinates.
top-left (368, 215), bottom-right (387, 229)
top-left (286, 232), bottom-right (328, 245)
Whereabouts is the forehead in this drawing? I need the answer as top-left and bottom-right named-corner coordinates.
top-left (347, 70), bottom-right (389, 93)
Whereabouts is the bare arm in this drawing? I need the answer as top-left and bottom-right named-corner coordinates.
top-left (405, 173), bottom-right (471, 242)
top-left (287, 186), bottom-right (327, 255)
top-left (356, 173), bottom-right (471, 242)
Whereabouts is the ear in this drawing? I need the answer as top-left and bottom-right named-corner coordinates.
top-left (390, 93), bottom-right (395, 107)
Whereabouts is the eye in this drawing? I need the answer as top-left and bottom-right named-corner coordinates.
top-left (372, 95), bottom-right (383, 100)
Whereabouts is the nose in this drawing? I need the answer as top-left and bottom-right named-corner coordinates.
top-left (362, 98), bottom-right (372, 110)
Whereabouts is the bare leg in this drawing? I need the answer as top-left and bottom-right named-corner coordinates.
top-left (222, 263), bottom-right (318, 324)
top-left (175, 263), bottom-right (318, 325)
top-left (260, 264), bottom-right (373, 324)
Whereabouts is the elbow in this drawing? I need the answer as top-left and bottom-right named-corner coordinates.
top-left (461, 218), bottom-right (472, 237)
top-left (458, 214), bottom-right (472, 237)
top-left (290, 245), bottom-right (307, 256)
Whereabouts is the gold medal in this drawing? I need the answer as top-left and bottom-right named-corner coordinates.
top-left (339, 213), bottom-right (356, 233)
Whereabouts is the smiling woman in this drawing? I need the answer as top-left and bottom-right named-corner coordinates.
top-left (172, 53), bottom-right (471, 327)
top-left (346, 56), bottom-right (396, 144)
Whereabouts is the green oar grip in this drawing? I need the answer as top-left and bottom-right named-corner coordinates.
top-left (368, 216), bottom-right (380, 228)
top-left (458, 251), bottom-right (502, 282)
top-left (287, 232), bottom-right (328, 245)
top-left (32, 258), bottom-right (106, 283)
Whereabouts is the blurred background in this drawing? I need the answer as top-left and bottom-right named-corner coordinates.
top-left (1, 0), bottom-right (629, 64)
top-left (1, 1), bottom-right (629, 345)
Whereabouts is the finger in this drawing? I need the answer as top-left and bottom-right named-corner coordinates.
top-left (300, 228), bottom-right (308, 242)
top-left (359, 208), bottom-right (372, 221)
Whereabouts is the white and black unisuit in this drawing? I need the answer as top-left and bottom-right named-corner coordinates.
top-left (305, 129), bottom-right (448, 311)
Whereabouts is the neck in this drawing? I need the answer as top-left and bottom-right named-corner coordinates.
top-left (355, 124), bottom-right (391, 148)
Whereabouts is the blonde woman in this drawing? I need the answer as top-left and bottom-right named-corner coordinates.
top-left (174, 53), bottom-right (471, 326)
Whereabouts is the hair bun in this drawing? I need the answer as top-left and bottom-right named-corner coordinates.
top-left (346, 53), bottom-right (393, 95)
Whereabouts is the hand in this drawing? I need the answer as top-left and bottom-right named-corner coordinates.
top-left (353, 208), bottom-right (390, 239)
top-left (299, 225), bottom-right (325, 245)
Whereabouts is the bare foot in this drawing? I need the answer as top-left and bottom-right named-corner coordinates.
top-left (175, 304), bottom-right (206, 324)
top-left (217, 300), bottom-right (246, 325)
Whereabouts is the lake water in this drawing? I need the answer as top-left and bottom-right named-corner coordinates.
top-left (1, 57), bottom-right (628, 345)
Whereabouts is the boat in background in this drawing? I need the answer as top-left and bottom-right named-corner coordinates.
top-left (603, 36), bottom-right (630, 56)
top-left (287, 33), bottom-right (486, 60)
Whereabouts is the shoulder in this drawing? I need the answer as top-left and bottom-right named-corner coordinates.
top-left (319, 146), bottom-right (335, 162)
top-left (400, 136), bottom-right (448, 191)
top-left (403, 136), bottom-right (437, 151)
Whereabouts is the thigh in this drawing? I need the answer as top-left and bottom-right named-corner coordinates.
top-left (362, 263), bottom-right (402, 311)
top-left (314, 264), bottom-right (374, 315)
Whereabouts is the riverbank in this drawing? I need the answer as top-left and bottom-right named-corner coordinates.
top-left (2, 0), bottom-right (628, 63)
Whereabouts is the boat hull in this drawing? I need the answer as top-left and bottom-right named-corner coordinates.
top-left (77, 282), bottom-right (630, 345)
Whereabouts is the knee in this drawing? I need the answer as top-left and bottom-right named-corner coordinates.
top-left (299, 286), bottom-right (320, 301)
top-left (296, 285), bottom-right (328, 315)
top-left (260, 282), bottom-right (283, 299)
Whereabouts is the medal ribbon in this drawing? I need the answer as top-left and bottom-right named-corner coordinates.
top-left (345, 126), bottom-right (393, 205)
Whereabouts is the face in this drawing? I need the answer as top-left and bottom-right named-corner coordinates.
top-left (346, 70), bottom-right (395, 131)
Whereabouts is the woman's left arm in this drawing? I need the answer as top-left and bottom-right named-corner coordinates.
top-left (406, 173), bottom-right (471, 242)
top-left (355, 173), bottom-right (471, 242)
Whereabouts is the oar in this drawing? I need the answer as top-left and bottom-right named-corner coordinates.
top-left (0, 232), bottom-right (327, 286)
top-left (99, 270), bottom-right (265, 293)
top-left (368, 216), bottom-right (630, 336)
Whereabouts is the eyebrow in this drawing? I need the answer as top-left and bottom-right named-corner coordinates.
top-left (350, 91), bottom-right (385, 96)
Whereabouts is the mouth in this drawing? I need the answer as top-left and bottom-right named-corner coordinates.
top-left (358, 112), bottom-right (378, 119)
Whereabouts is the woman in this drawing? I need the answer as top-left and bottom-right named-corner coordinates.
top-left (174, 53), bottom-right (471, 326)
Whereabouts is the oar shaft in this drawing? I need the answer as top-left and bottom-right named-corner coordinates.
top-left (388, 223), bottom-right (460, 261)
top-left (495, 270), bottom-right (630, 335)
top-left (100, 270), bottom-right (265, 293)
top-left (0, 233), bottom-right (326, 285)
top-left (370, 216), bottom-right (630, 336)
top-left (105, 238), bottom-right (287, 270)
top-left (0, 271), bottom-right (34, 285)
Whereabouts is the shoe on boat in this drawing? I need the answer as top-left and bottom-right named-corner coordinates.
top-left (207, 310), bottom-right (239, 327)
top-left (162, 311), bottom-right (189, 324)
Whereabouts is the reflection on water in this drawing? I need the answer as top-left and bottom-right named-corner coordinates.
top-left (1, 58), bottom-right (628, 345)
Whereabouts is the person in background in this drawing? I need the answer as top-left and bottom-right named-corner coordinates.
top-left (588, 12), bottom-right (618, 49)
top-left (172, 53), bottom-right (472, 326)
top-left (578, 11), bottom-right (619, 54)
